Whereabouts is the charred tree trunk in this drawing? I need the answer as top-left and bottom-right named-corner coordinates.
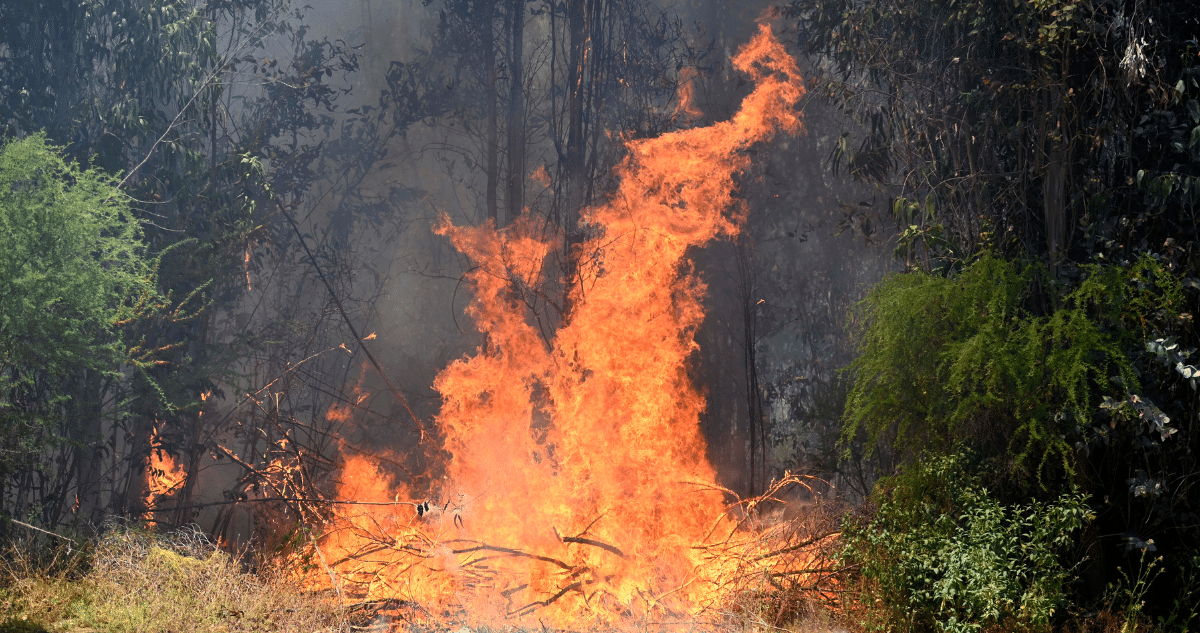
top-left (564, 0), bottom-right (587, 237)
top-left (484, 0), bottom-right (500, 225)
top-left (1042, 81), bottom-right (1070, 274)
top-left (70, 368), bottom-right (105, 525)
top-left (118, 415), bottom-right (153, 518)
top-left (736, 240), bottom-right (765, 494)
top-left (505, 0), bottom-right (526, 226)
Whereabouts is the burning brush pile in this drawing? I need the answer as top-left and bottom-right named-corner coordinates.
top-left (306, 25), bottom-right (839, 630)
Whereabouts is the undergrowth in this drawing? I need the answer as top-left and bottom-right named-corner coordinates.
top-left (0, 523), bottom-right (347, 633)
top-left (840, 454), bottom-right (1090, 633)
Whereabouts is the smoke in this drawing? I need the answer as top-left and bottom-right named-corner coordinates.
top-left (188, 0), bottom-right (889, 544)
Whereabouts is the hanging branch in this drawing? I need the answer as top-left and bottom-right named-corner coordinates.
top-left (275, 199), bottom-right (425, 436)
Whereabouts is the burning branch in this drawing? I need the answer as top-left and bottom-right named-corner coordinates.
top-left (450, 543), bottom-right (576, 572)
top-left (560, 535), bottom-right (626, 559)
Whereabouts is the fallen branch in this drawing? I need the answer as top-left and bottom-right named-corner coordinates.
top-left (511, 581), bottom-right (584, 616)
top-left (8, 519), bottom-right (76, 544)
top-left (152, 496), bottom-right (419, 514)
top-left (451, 544), bottom-right (575, 571)
top-left (561, 535), bottom-right (626, 559)
top-left (308, 529), bottom-right (344, 604)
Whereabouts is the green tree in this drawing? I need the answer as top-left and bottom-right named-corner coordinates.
top-left (0, 0), bottom-right (385, 529)
top-left (0, 134), bottom-right (157, 480)
top-left (787, 0), bottom-right (1200, 273)
top-left (841, 454), bottom-right (1090, 633)
top-left (788, 0), bottom-right (1200, 620)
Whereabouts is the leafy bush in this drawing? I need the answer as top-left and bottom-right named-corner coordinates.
top-left (842, 253), bottom-right (1179, 482)
top-left (841, 454), bottom-right (1091, 633)
top-left (0, 134), bottom-right (159, 472)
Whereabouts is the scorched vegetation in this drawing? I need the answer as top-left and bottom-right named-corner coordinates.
top-left (2, 0), bottom-right (1200, 632)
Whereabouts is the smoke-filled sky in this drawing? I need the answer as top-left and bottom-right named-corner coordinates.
top-left (204, 0), bottom-right (888, 543)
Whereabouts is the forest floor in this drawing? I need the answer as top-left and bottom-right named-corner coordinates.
top-left (0, 525), bottom-right (844, 633)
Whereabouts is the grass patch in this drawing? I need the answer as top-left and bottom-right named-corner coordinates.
top-left (0, 523), bottom-right (347, 633)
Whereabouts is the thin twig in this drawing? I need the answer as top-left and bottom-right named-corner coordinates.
top-left (512, 581), bottom-right (583, 616)
top-left (309, 531), bottom-right (345, 604)
top-left (450, 544), bottom-right (574, 571)
top-left (8, 519), bottom-right (76, 544)
top-left (756, 530), bottom-right (840, 561)
top-left (275, 199), bottom-right (424, 436)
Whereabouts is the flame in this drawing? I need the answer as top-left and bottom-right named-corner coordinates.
top-left (531, 164), bottom-right (551, 188)
top-left (144, 426), bottom-right (186, 527)
top-left (147, 449), bottom-right (186, 499)
top-left (318, 24), bottom-right (815, 627)
top-left (327, 362), bottom-right (371, 423)
top-left (673, 66), bottom-right (703, 122)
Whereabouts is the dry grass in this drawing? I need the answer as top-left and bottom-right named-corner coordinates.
top-left (0, 500), bottom-right (851, 633)
top-left (0, 523), bottom-right (347, 633)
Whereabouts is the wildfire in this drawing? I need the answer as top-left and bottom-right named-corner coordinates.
top-left (316, 24), bottom-right (826, 628)
top-left (144, 425), bottom-right (187, 527)
top-left (673, 66), bottom-right (703, 122)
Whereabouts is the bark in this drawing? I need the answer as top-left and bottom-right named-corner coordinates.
top-left (1041, 83), bottom-right (1071, 273)
top-left (564, 0), bottom-right (587, 236)
top-left (505, 0), bottom-right (526, 227)
top-left (484, 0), bottom-right (499, 225)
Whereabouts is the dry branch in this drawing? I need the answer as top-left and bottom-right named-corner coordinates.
top-left (561, 535), bottom-right (626, 558)
top-left (511, 580), bottom-right (584, 616)
top-left (756, 530), bottom-right (840, 560)
top-left (450, 543), bottom-right (575, 572)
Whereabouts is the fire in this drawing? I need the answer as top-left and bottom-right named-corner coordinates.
top-left (673, 66), bottom-right (703, 122)
top-left (327, 362), bottom-right (371, 423)
top-left (144, 425), bottom-right (187, 526)
top-left (146, 448), bottom-right (186, 499)
top-left (317, 24), bottom-right (819, 627)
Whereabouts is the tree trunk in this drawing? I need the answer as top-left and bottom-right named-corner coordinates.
top-left (70, 368), bottom-right (105, 525)
top-left (1042, 83), bottom-right (1070, 274)
top-left (484, 0), bottom-right (499, 225)
top-left (564, 0), bottom-right (587, 236)
top-left (505, 0), bottom-right (526, 227)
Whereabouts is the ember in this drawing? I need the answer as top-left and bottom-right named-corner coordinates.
top-left (316, 23), bottom-right (830, 628)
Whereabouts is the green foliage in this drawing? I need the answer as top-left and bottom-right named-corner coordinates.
top-left (0, 134), bottom-right (157, 470)
top-left (841, 454), bottom-right (1090, 633)
top-left (791, 0), bottom-right (1200, 620)
top-left (843, 253), bottom-right (1179, 481)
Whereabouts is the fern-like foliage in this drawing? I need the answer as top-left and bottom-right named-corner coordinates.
top-left (843, 254), bottom-right (1179, 482)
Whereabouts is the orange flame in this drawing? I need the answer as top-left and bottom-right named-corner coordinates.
top-left (326, 362), bottom-right (371, 423)
top-left (147, 448), bottom-right (186, 499)
top-left (320, 24), bottom-right (809, 627)
top-left (144, 426), bottom-right (186, 527)
top-left (673, 66), bottom-right (703, 122)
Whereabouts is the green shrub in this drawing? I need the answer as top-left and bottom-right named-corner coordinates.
top-left (841, 454), bottom-right (1091, 633)
top-left (0, 133), bottom-right (160, 471)
top-left (843, 253), bottom-right (1178, 482)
